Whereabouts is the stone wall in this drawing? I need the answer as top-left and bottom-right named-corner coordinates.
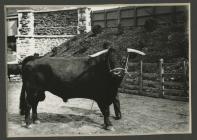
top-left (34, 27), bottom-right (78, 35)
top-left (34, 10), bottom-right (78, 35)
top-left (16, 37), bottom-right (35, 59)
top-left (16, 8), bottom-right (91, 61)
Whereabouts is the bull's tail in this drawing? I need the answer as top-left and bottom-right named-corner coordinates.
top-left (19, 83), bottom-right (26, 115)
top-left (19, 55), bottom-right (42, 115)
top-left (19, 55), bottom-right (38, 116)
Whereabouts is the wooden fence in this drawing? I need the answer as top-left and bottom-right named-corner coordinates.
top-left (91, 6), bottom-right (187, 28)
top-left (119, 59), bottom-right (189, 101)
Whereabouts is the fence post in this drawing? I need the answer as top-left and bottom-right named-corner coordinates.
top-left (90, 11), bottom-right (93, 27)
top-left (152, 7), bottom-right (156, 18)
top-left (159, 58), bottom-right (164, 97)
top-left (134, 7), bottom-right (138, 27)
top-left (117, 7), bottom-right (121, 26)
top-left (172, 6), bottom-right (177, 24)
top-left (104, 9), bottom-right (107, 28)
top-left (139, 59), bottom-right (143, 95)
top-left (183, 60), bottom-right (188, 96)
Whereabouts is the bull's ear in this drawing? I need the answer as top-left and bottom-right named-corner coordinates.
top-left (107, 47), bottom-right (114, 54)
top-left (103, 41), bottom-right (111, 49)
top-left (89, 49), bottom-right (109, 57)
top-left (127, 48), bottom-right (146, 55)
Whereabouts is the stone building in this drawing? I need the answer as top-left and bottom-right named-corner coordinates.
top-left (6, 7), bottom-right (92, 63)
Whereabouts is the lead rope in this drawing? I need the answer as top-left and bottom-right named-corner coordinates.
top-left (124, 55), bottom-right (131, 77)
top-left (90, 100), bottom-right (94, 110)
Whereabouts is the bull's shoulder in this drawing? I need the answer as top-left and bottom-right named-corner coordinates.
top-left (24, 56), bottom-right (95, 70)
top-left (40, 56), bottom-right (90, 63)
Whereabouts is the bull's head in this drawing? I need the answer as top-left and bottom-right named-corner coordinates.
top-left (89, 48), bottom-right (145, 77)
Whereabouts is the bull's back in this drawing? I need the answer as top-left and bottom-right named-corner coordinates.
top-left (24, 57), bottom-right (99, 89)
top-left (38, 57), bottom-right (91, 81)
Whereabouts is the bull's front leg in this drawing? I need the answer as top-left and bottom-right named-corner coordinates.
top-left (103, 107), bottom-right (113, 130)
top-left (97, 102), bottom-right (114, 130)
top-left (113, 94), bottom-right (122, 120)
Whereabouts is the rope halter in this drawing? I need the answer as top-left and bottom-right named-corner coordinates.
top-left (108, 54), bottom-right (130, 76)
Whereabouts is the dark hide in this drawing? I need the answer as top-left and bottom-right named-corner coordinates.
top-left (20, 48), bottom-right (127, 129)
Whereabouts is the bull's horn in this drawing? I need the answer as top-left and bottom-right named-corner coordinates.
top-left (127, 48), bottom-right (146, 55)
top-left (89, 49), bottom-right (108, 57)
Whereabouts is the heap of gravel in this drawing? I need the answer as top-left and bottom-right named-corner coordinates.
top-left (45, 24), bottom-right (188, 63)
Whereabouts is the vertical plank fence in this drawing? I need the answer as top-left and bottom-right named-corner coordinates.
top-left (120, 59), bottom-right (189, 101)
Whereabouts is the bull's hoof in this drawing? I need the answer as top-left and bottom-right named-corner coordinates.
top-left (25, 124), bottom-right (32, 129)
top-left (103, 125), bottom-right (115, 131)
top-left (33, 120), bottom-right (40, 124)
top-left (114, 114), bottom-right (122, 120)
top-left (21, 121), bottom-right (26, 127)
top-left (62, 98), bottom-right (68, 102)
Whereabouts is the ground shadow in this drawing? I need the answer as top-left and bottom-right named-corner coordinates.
top-left (8, 112), bottom-right (101, 126)
top-left (61, 106), bottom-right (102, 116)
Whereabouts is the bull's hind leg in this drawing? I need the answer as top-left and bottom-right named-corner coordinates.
top-left (32, 91), bottom-right (45, 124)
top-left (24, 98), bottom-right (32, 128)
top-left (32, 101), bottom-right (40, 124)
top-left (97, 102), bottom-right (113, 130)
top-left (24, 88), bottom-right (39, 128)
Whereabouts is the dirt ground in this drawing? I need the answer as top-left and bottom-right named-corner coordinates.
top-left (7, 80), bottom-right (190, 137)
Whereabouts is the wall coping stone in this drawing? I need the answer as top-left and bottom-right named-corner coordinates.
top-left (34, 8), bottom-right (78, 13)
top-left (17, 10), bottom-right (34, 13)
top-left (16, 35), bottom-right (75, 38)
top-left (17, 7), bottom-right (90, 14)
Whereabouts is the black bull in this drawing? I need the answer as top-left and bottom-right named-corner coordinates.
top-left (19, 47), bottom-right (145, 130)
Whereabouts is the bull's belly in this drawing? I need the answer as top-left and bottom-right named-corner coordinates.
top-left (45, 81), bottom-right (116, 103)
top-left (33, 73), bottom-right (119, 104)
